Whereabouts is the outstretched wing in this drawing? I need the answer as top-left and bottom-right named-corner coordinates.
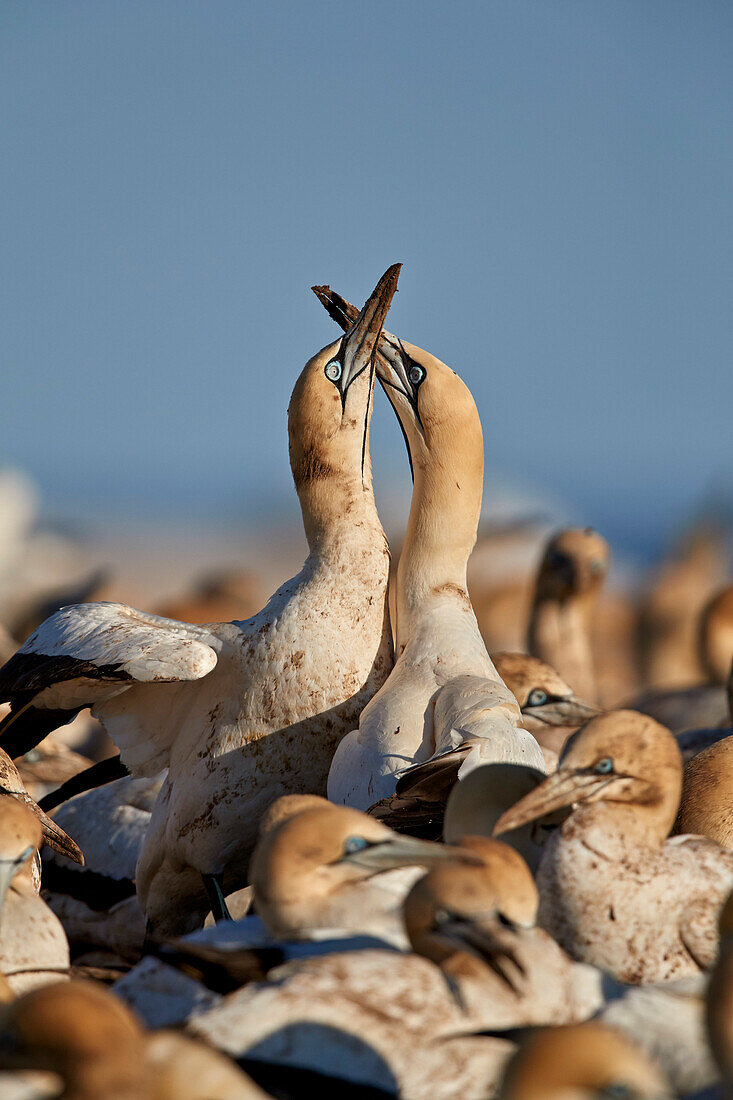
top-left (0, 602), bottom-right (219, 759)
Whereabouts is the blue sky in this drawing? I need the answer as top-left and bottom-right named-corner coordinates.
top-left (1, 1), bottom-right (732, 556)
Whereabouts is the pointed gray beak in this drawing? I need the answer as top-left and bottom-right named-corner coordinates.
top-left (523, 696), bottom-right (600, 727)
top-left (341, 835), bottom-right (476, 874)
top-left (322, 265), bottom-right (401, 407)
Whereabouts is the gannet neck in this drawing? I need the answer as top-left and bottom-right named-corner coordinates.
top-left (528, 528), bottom-right (609, 703)
top-left (528, 598), bottom-right (596, 702)
top-left (392, 350), bottom-right (484, 649)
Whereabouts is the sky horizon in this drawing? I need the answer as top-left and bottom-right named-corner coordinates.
top-left (2, 2), bottom-right (732, 561)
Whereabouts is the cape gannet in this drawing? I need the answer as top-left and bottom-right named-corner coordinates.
top-left (403, 836), bottom-right (603, 1025)
top-left (366, 656), bottom-right (595, 839)
top-left (249, 797), bottom-right (466, 943)
top-left (494, 710), bottom-right (733, 982)
top-left (528, 527), bottom-right (609, 705)
top-left (673, 735), bottom-right (733, 847)
top-left (0, 795), bottom-right (70, 994)
top-left (0, 265), bottom-right (400, 935)
top-left (0, 980), bottom-right (266, 1099)
top-left (497, 1022), bottom-right (671, 1100)
top-left (312, 284), bottom-right (544, 812)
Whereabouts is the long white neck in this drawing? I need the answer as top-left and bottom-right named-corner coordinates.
top-left (395, 450), bottom-right (482, 652)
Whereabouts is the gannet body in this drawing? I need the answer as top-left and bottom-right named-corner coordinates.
top-left (674, 735), bottom-right (733, 846)
top-left (0, 267), bottom-right (401, 934)
top-left (495, 710), bottom-right (733, 983)
top-left (0, 796), bottom-right (69, 994)
top-left (313, 286), bottom-right (543, 810)
top-left (367, 655), bottom-right (598, 837)
top-left (528, 527), bottom-right (609, 705)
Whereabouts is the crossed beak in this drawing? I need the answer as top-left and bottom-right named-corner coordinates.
top-left (493, 769), bottom-right (618, 836)
top-left (440, 915), bottom-right (530, 993)
top-left (328, 264), bottom-right (401, 408)
top-left (341, 835), bottom-right (477, 875)
top-left (524, 696), bottom-right (600, 727)
top-left (312, 280), bottom-right (418, 410)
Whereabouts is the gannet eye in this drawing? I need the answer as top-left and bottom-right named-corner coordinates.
top-left (325, 360), bottom-right (342, 383)
top-left (527, 689), bottom-right (548, 707)
top-left (408, 364), bottom-right (425, 386)
top-left (602, 1085), bottom-right (634, 1100)
top-left (343, 835), bottom-right (369, 855)
top-left (594, 757), bottom-right (614, 775)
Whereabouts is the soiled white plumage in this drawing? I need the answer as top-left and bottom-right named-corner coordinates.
top-left (0, 267), bottom-right (401, 935)
top-left (314, 289), bottom-right (542, 810)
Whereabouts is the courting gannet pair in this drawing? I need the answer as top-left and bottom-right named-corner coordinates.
top-left (312, 286), bottom-right (545, 810)
top-left (495, 709), bottom-right (733, 982)
top-left (0, 266), bottom-right (401, 935)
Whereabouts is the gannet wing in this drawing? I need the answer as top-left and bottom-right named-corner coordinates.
top-left (0, 602), bottom-right (219, 759)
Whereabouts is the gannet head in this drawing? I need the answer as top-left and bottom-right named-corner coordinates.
top-left (498, 1022), bottom-right (671, 1099)
top-left (491, 652), bottom-right (600, 727)
top-left (404, 837), bottom-right (537, 986)
top-left (535, 527), bottom-right (610, 603)
top-left (0, 980), bottom-right (147, 1095)
top-left (250, 799), bottom-right (465, 937)
top-left (493, 710), bottom-right (683, 847)
top-left (289, 264), bottom-right (400, 505)
top-left (0, 794), bottom-right (41, 911)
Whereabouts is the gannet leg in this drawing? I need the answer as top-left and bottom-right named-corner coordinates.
top-left (202, 873), bottom-right (233, 923)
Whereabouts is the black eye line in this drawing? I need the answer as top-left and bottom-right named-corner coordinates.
top-left (396, 339), bottom-right (426, 433)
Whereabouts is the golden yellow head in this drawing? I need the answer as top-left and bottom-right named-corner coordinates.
top-left (494, 710), bottom-right (682, 845)
top-left (491, 652), bottom-right (600, 726)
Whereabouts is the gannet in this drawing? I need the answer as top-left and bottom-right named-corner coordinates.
top-left (497, 1022), bottom-right (671, 1100)
top-left (0, 265), bottom-right (400, 935)
top-left (161, 837), bottom-right (599, 1099)
top-left (0, 980), bottom-right (266, 1099)
top-left (312, 284), bottom-right (544, 812)
top-left (527, 527), bottom-right (609, 705)
top-left (701, 583), bottom-right (733, 684)
top-left (367, 652), bottom-right (579, 838)
top-left (249, 796), bottom-right (466, 943)
top-left (674, 735), bottom-right (733, 847)
top-left (639, 523), bottom-right (728, 691)
top-left (0, 795), bottom-right (70, 994)
top-left (494, 710), bottom-right (733, 982)
top-left (403, 836), bottom-right (603, 1026)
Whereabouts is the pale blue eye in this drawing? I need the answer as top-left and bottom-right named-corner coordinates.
top-left (325, 361), bottom-right (342, 382)
top-left (527, 689), bottom-right (548, 707)
top-left (594, 757), bottom-right (614, 775)
top-left (409, 364), bottom-right (425, 385)
top-left (343, 836), bottom-right (369, 855)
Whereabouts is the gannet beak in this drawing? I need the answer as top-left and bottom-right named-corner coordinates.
top-left (325, 264), bottom-right (401, 408)
top-left (0, 860), bottom-right (15, 912)
top-left (311, 278), bottom-right (419, 419)
top-left (493, 769), bottom-right (618, 836)
top-left (523, 696), bottom-right (600, 727)
top-left (3, 789), bottom-right (84, 866)
top-left (441, 916), bottom-right (529, 993)
top-left (341, 835), bottom-right (472, 874)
